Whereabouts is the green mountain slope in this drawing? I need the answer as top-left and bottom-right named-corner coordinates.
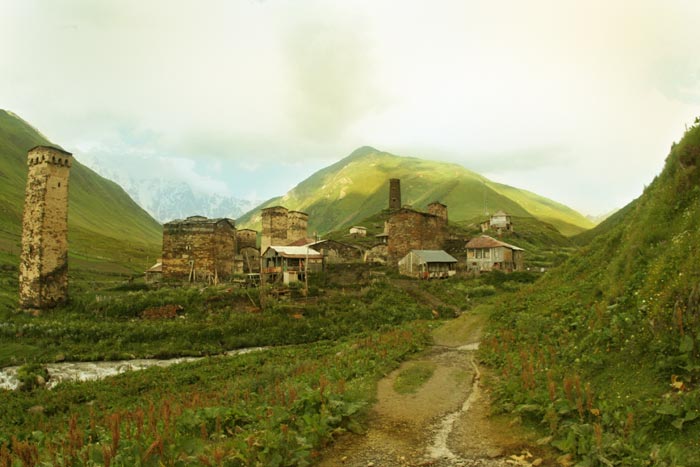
top-left (483, 120), bottom-right (700, 464)
top-left (0, 110), bottom-right (161, 288)
top-left (237, 146), bottom-right (593, 236)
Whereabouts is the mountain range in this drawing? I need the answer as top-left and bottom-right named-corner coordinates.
top-left (77, 157), bottom-right (260, 223)
top-left (237, 146), bottom-right (594, 236)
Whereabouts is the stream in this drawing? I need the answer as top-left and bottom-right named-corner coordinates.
top-left (0, 347), bottom-right (266, 391)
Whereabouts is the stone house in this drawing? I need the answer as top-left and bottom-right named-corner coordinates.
top-left (386, 206), bottom-right (448, 263)
top-left (162, 216), bottom-right (236, 283)
top-left (308, 239), bottom-right (364, 263)
top-left (481, 210), bottom-right (513, 233)
top-left (465, 235), bottom-right (524, 273)
top-left (234, 228), bottom-right (259, 274)
top-left (261, 246), bottom-right (323, 284)
top-left (349, 226), bottom-right (367, 237)
top-left (145, 261), bottom-right (163, 284)
top-left (398, 250), bottom-right (458, 279)
top-left (364, 244), bottom-right (388, 263)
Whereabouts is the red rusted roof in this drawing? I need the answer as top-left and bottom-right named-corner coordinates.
top-left (465, 235), bottom-right (524, 251)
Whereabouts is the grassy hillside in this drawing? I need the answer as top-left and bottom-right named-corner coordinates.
top-left (237, 146), bottom-right (593, 237)
top-left (0, 110), bottom-right (162, 308)
top-left (482, 119), bottom-right (700, 465)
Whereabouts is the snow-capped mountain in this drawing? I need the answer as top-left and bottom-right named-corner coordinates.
top-left (81, 158), bottom-right (260, 223)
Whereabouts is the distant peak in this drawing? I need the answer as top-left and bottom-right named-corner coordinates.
top-left (346, 146), bottom-right (381, 159)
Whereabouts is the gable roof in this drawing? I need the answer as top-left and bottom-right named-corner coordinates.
top-left (492, 210), bottom-right (509, 217)
top-left (286, 237), bottom-right (317, 246)
top-left (410, 250), bottom-right (458, 263)
top-left (465, 235), bottom-right (524, 251)
top-left (263, 246), bottom-right (323, 259)
top-left (164, 216), bottom-right (235, 228)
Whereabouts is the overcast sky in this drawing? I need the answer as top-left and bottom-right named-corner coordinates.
top-left (2, 0), bottom-right (699, 215)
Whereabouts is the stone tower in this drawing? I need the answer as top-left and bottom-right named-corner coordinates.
top-left (287, 210), bottom-right (309, 244)
top-left (19, 146), bottom-right (72, 309)
top-left (260, 206), bottom-right (289, 252)
top-left (427, 201), bottom-right (448, 225)
top-left (389, 178), bottom-right (401, 210)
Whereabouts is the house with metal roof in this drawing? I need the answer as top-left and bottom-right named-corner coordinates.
top-left (398, 250), bottom-right (458, 279)
top-left (465, 235), bottom-right (524, 273)
top-left (261, 246), bottom-right (324, 284)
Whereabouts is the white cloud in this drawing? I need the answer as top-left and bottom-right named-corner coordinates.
top-left (1, 0), bottom-right (699, 214)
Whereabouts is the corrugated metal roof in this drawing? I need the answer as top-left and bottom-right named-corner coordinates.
top-left (411, 250), bottom-right (458, 263)
top-left (264, 246), bottom-right (323, 259)
top-left (465, 235), bottom-right (524, 251)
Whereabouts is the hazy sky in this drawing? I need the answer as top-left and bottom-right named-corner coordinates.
top-left (2, 0), bottom-right (699, 215)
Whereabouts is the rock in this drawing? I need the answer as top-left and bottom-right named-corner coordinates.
top-left (486, 447), bottom-right (503, 458)
top-left (27, 405), bottom-right (44, 414)
top-left (54, 353), bottom-right (66, 362)
top-left (35, 375), bottom-right (46, 386)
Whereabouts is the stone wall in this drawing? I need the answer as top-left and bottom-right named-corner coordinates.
top-left (236, 229), bottom-right (257, 252)
top-left (287, 210), bottom-right (309, 245)
top-left (386, 208), bottom-right (447, 263)
top-left (162, 217), bottom-right (236, 282)
top-left (260, 206), bottom-right (289, 252)
top-left (427, 202), bottom-right (448, 225)
top-left (19, 146), bottom-right (72, 309)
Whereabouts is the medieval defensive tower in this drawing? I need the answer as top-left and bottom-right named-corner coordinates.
top-left (261, 206), bottom-right (289, 252)
top-left (389, 178), bottom-right (401, 210)
top-left (287, 210), bottom-right (309, 244)
top-left (19, 146), bottom-right (72, 309)
top-left (427, 201), bottom-right (448, 225)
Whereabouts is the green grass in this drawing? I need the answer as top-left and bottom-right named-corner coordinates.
top-left (0, 275), bottom-right (436, 367)
top-left (392, 361), bottom-right (436, 394)
top-left (0, 324), bottom-right (431, 466)
top-left (480, 119), bottom-right (700, 466)
top-left (237, 146), bottom-right (593, 237)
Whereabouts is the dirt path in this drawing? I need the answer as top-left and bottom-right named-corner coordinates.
top-left (317, 306), bottom-right (553, 467)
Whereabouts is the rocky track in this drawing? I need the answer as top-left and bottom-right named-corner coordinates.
top-left (317, 301), bottom-right (554, 467)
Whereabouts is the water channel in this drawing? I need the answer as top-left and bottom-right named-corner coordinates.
top-left (0, 347), bottom-right (266, 391)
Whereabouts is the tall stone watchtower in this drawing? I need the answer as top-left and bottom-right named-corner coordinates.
top-left (389, 178), bottom-right (401, 210)
top-left (19, 146), bottom-right (72, 309)
top-left (260, 206), bottom-right (289, 252)
top-left (287, 210), bottom-right (309, 244)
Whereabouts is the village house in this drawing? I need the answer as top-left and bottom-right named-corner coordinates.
top-left (398, 250), bottom-right (458, 279)
top-left (363, 179), bottom-right (450, 264)
top-left (465, 235), bottom-right (524, 273)
top-left (307, 239), bottom-right (364, 263)
top-left (262, 245), bottom-right (324, 284)
top-left (481, 210), bottom-right (513, 233)
top-left (234, 228), bottom-right (260, 274)
top-left (162, 216), bottom-right (236, 283)
top-left (386, 203), bottom-right (448, 263)
top-left (364, 244), bottom-right (388, 263)
top-left (349, 226), bottom-right (367, 237)
top-left (144, 260), bottom-right (163, 284)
